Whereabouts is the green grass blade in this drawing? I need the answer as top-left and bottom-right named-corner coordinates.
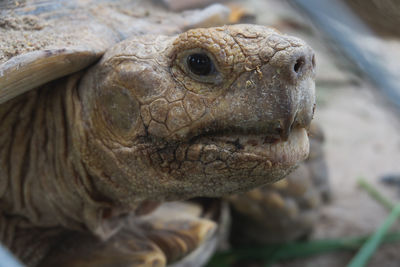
top-left (207, 231), bottom-right (400, 267)
top-left (207, 178), bottom-right (400, 267)
top-left (357, 178), bottom-right (394, 211)
top-left (347, 203), bottom-right (400, 267)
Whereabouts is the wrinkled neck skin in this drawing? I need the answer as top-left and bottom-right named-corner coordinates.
top-left (0, 73), bottom-right (123, 241)
top-left (0, 25), bottom-right (316, 242)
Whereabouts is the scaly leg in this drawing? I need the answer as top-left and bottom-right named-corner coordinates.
top-left (39, 201), bottom-right (219, 267)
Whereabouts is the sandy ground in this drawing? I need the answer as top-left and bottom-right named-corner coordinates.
top-left (238, 0), bottom-right (400, 266)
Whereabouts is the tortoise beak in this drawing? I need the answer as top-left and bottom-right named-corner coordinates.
top-left (206, 44), bottom-right (316, 142)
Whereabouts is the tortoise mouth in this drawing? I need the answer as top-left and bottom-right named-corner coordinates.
top-left (191, 127), bottom-right (309, 166)
top-left (145, 127), bottom-right (310, 198)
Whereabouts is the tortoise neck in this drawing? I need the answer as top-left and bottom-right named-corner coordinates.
top-left (0, 73), bottom-right (118, 238)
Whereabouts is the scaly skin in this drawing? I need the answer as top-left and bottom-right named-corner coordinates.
top-left (0, 24), bottom-right (315, 266)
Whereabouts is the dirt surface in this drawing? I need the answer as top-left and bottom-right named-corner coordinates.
top-left (0, 0), bottom-right (182, 63)
top-left (238, 0), bottom-right (400, 266)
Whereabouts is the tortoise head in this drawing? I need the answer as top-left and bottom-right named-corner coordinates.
top-left (77, 24), bottom-right (315, 206)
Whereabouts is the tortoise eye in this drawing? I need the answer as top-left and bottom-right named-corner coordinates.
top-left (187, 53), bottom-right (215, 76)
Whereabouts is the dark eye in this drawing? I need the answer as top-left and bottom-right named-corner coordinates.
top-left (187, 53), bottom-right (214, 76)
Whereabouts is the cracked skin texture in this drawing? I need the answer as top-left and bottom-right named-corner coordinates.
top-left (0, 24), bottom-right (315, 265)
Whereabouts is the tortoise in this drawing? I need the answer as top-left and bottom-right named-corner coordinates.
top-left (0, 0), bottom-right (319, 266)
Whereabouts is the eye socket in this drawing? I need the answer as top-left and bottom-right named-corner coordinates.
top-left (187, 53), bottom-right (215, 76)
top-left (173, 49), bottom-right (223, 86)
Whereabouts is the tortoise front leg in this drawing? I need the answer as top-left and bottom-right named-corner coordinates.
top-left (39, 202), bottom-right (218, 267)
top-left (39, 230), bottom-right (167, 267)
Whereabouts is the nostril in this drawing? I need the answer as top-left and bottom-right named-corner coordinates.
top-left (312, 54), bottom-right (316, 69)
top-left (293, 56), bottom-right (305, 74)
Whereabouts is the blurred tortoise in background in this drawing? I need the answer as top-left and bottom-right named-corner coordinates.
top-left (0, 0), bottom-right (325, 266)
top-left (228, 122), bottom-right (329, 246)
